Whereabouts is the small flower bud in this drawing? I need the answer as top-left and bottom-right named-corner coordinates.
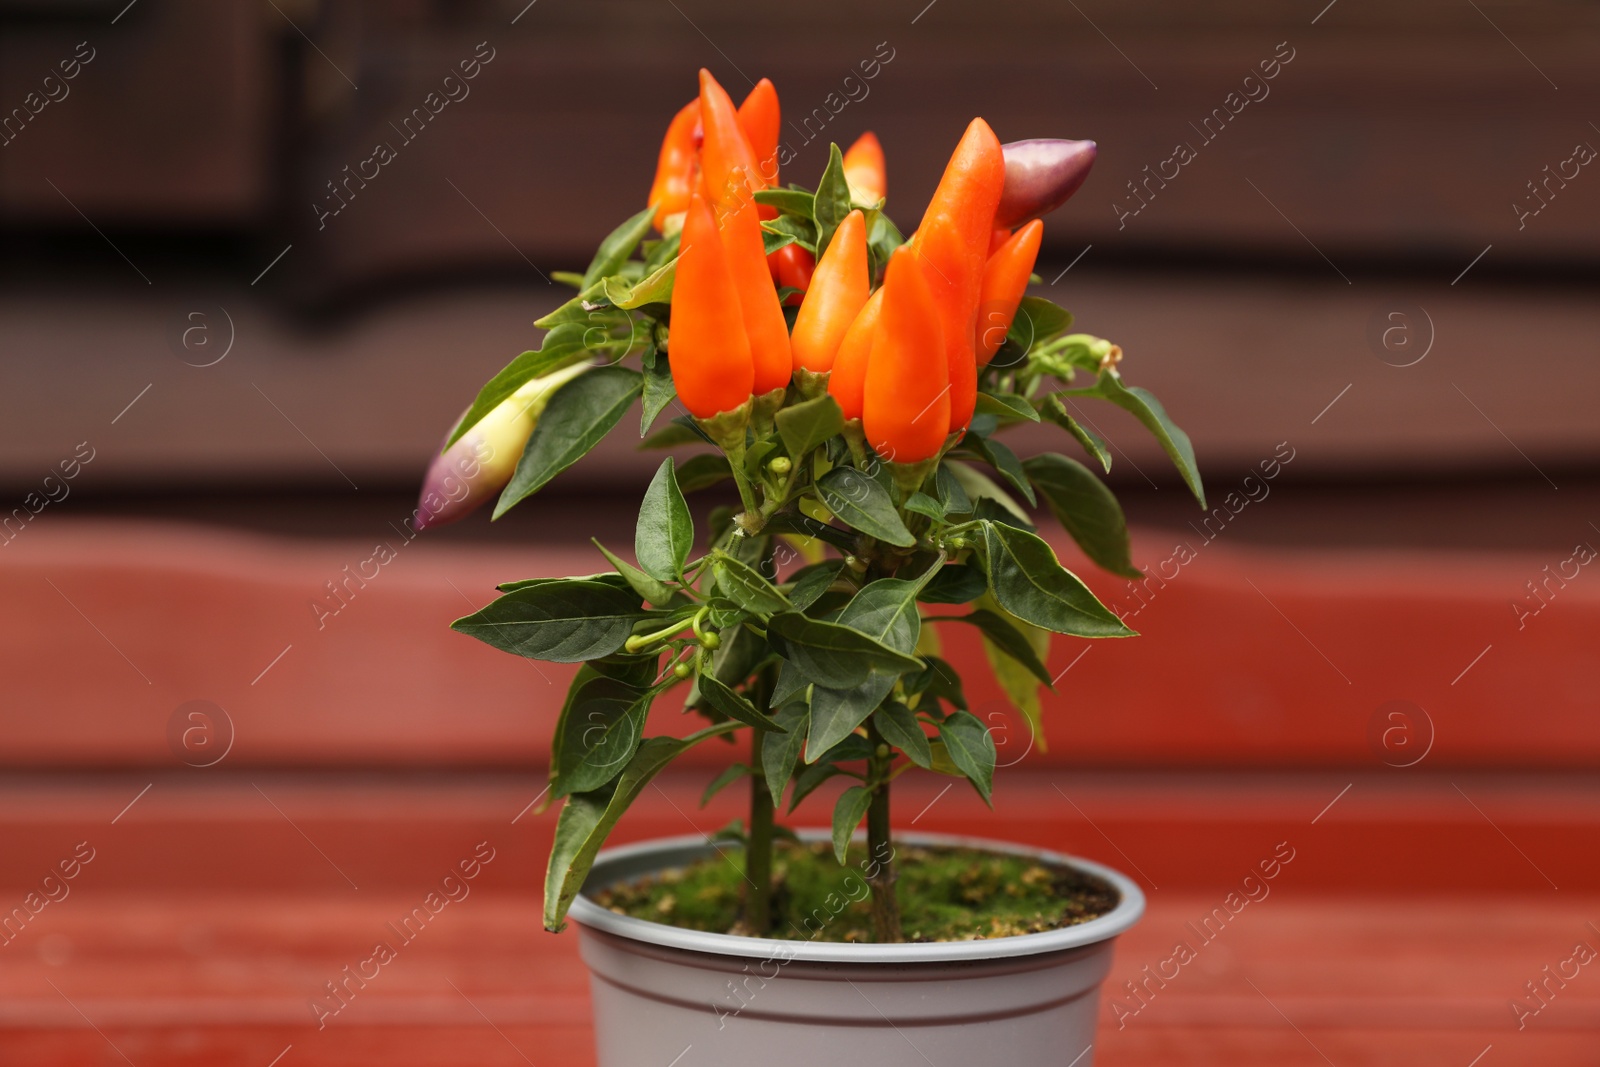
top-left (673, 662), bottom-right (691, 679)
top-left (700, 630), bottom-right (721, 650)
top-left (768, 456), bottom-right (792, 477)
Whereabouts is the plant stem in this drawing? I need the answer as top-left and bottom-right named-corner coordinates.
top-left (724, 441), bottom-right (765, 531)
top-left (864, 718), bottom-right (903, 942)
top-left (746, 726), bottom-right (774, 934)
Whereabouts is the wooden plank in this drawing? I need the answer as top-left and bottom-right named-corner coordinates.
top-left (1, 521), bottom-right (1594, 769)
top-left (1, 770), bottom-right (1595, 894)
top-left (0, 0), bottom-right (270, 222)
top-left (3, 278), bottom-right (1596, 490)
top-left (291, 0), bottom-right (1600, 294)
top-left (1, 892), bottom-right (1594, 1064)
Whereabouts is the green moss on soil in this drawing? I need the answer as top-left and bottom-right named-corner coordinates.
top-left (591, 841), bottom-right (1119, 943)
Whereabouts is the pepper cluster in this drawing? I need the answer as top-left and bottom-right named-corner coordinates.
top-left (659, 72), bottom-right (1062, 468)
top-left (428, 70), bottom-right (1207, 942)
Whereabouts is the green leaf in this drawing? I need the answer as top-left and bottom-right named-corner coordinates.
top-left (742, 439), bottom-right (777, 481)
top-left (980, 521), bottom-right (1134, 639)
top-left (941, 608), bottom-right (1053, 686)
top-left (592, 539), bottom-right (675, 607)
top-left (975, 496), bottom-right (1035, 532)
top-left (770, 658), bottom-right (810, 708)
top-left (789, 561), bottom-right (939, 755)
top-left (698, 672), bottom-right (785, 731)
top-left (817, 734), bottom-right (874, 764)
top-left (711, 553), bottom-right (791, 618)
top-left (919, 562), bottom-right (987, 605)
top-left (831, 785), bottom-right (873, 863)
top-left (1023, 453), bottom-right (1141, 579)
top-left (701, 763), bottom-right (751, 807)
top-left (761, 214), bottom-right (818, 253)
top-left (787, 560), bottom-right (847, 612)
top-left (864, 209), bottom-right (904, 282)
top-left (762, 701), bottom-right (810, 805)
top-left (836, 562), bottom-right (940, 655)
top-left (816, 467), bottom-right (915, 547)
top-left (946, 460), bottom-right (1029, 527)
top-left (769, 611), bottom-right (922, 690)
top-left (497, 573), bottom-right (632, 594)
top-left (1010, 296), bottom-right (1074, 348)
top-left (788, 760), bottom-right (843, 812)
top-left (915, 655), bottom-right (968, 711)
top-left (812, 143), bottom-right (853, 259)
top-left (534, 282), bottom-right (610, 328)
top-left (551, 270), bottom-right (587, 289)
top-left (1040, 396), bottom-right (1112, 473)
top-left (708, 619), bottom-right (768, 689)
top-left (934, 463), bottom-right (973, 517)
top-left (761, 227), bottom-right (800, 257)
top-left (675, 453), bottom-right (733, 492)
top-left (776, 394), bottom-right (846, 460)
top-left (554, 675), bottom-right (651, 796)
top-left (961, 431), bottom-right (1036, 506)
top-left (643, 231), bottom-right (680, 273)
top-left (874, 702), bottom-right (932, 768)
top-left (807, 672), bottom-right (897, 759)
top-left (582, 206), bottom-right (656, 289)
top-left (445, 325), bottom-right (591, 448)
top-left (974, 391), bottom-right (1041, 423)
top-left (543, 721), bottom-right (740, 931)
top-left (977, 598), bottom-right (1051, 754)
top-left (451, 579), bottom-right (649, 663)
top-left (636, 457), bottom-right (693, 582)
top-left (640, 419), bottom-right (709, 450)
top-left (548, 660), bottom-right (648, 799)
top-left (1093, 373), bottom-right (1205, 508)
top-left (939, 710), bottom-right (997, 804)
top-left (602, 258), bottom-right (677, 309)
top-left (754, 187), bottom-right (816, 216)
top-left (903, 492), bottom-right (945, 521)
top-left (640, 351), bottom-right (675, 437)
top-left (764, 511), bottom-right (857, 553)
top-left (496, 366), bottom-right (642, 516)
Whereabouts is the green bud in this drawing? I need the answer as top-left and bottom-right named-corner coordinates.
top-left (673, 662), bottom-right (691, 679)
top-left (768, 456), bottom-right (792, 477)
top-left (701, 630), bottom-right (721, 650)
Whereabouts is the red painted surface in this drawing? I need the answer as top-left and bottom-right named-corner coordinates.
top-left (3, 520), bottom-right (1596, 769)
top-left (2, 520), bottom-right (1596, 1062)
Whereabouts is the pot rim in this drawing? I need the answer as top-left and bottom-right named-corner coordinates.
top-left (568, 830), bottom-right (1146, 964)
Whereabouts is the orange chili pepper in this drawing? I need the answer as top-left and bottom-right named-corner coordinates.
top-left (647, 99), bottom-right (701, 231)
top-left (791, 210), bottom-right (869, 373)
top-left (826, 287), bottom-right (883, 420)
top-left (912, 212), bottom-right (979, 436)
top-left (842, 132), bottom-right (886, 203)
top-left (987, 226), bottom-right (1012, 256)
top-left (698, 69), bottom-right (762, 213)
top-left (737, 78), bottom-right (781, 189)
top-left (976, 219), bottom-right (1042, 366)
top-left (863, 247), bottom-right (949, 464)
top-left (670, 194), bottom-right (754, 418)
top-left (910, 117), bottom-right (1005, 434)
top-left (718, 193), bottom-right (792, 395)
top-left (769, 243), bottom-right (814, 305)
top-left (921, 118), bottom-right (1005, 253)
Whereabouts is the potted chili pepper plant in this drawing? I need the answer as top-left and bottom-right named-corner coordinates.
top-left (420, 69), bottom-right (1205, 1066)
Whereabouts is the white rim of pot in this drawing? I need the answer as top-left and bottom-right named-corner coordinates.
top-left (567, 830), bottom-right (1146, 964)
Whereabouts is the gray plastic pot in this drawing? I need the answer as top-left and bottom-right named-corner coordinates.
top-left (569, 831), bottom-right (1145, 1066)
